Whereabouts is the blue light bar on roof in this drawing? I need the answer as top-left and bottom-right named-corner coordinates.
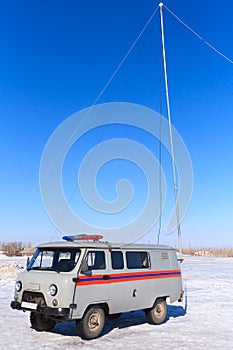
top-left (62, 235), bottom-right (74, 242)
top-left (62, 234), bottom-right (103, 242)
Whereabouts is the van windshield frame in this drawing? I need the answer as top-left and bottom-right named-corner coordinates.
top-left (27, 248), bottom-right (81, 272)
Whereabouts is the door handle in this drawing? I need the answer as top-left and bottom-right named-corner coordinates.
top-left (103, 275), bottom-right (111, 280)
top-left (72, 277), bottom-right (80, 283)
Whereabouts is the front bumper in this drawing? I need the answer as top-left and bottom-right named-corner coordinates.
top-left (10, 300), bottom-right (70, 318)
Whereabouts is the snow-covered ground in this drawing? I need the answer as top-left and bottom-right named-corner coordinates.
top-left (0, 255), bottom-right (232, 349)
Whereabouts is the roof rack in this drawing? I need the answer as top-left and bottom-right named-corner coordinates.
top-left (62, 234), bottom-right (103, 242)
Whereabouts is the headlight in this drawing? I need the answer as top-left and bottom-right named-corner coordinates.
top-left (15, 281), bottom-right (22, 292)
top-left (49, 284), bottom-right (57, 296)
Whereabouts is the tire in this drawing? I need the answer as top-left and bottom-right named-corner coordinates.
top-left (30, 312), bottom-right (56, 332)
top-left (76, 305), bottom-right (105, 340)
top-left (146, 298), bottom-right (167, 325)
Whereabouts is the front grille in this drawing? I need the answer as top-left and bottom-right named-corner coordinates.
top-left (22, 292), bottom-right (47, 307)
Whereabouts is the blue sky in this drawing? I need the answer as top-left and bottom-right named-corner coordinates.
top-left (0, 0), bottom-right (233, 247)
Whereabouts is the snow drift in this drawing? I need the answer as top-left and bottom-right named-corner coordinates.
top-left (0, 255), bottom-right (232, 349)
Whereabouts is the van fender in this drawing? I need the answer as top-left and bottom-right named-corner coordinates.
top-left (153, 295), bottom-right (168, 305)
top-left (80, 302), bottom-right (109, 319)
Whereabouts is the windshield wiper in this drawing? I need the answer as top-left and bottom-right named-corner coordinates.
top-left (29, 267), bottom-right (60, 272)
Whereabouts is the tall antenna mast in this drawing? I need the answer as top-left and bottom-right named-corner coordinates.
top-left (159, 3), bottom-right (183, 260)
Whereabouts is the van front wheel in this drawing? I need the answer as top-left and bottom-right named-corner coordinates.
top-left (30, 312), bottom-right (56, 331)
top-left (146, 298), bottom-right (167, 325)
top-left (76, 306), bottom-right (105, 340)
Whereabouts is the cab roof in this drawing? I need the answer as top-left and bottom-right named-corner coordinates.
top-left (36, 240), bottom-right (174, 251)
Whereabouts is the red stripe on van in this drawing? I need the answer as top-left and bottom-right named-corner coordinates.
top-left (76, 269), bottom-right (181, 286)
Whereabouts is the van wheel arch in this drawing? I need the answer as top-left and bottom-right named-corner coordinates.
top-left (81, 302), bottom-right (109, 318)
top-left (99, 302), bottom-right (109, 316)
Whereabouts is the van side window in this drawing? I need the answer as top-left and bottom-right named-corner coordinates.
top-left (126, 251), bottom-right (150, 269)
top-left (111, 251), bottom-right (124, 269)
top-left (86, 251), bottom-right (106, 270)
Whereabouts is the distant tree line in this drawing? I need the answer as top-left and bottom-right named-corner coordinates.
top-left (0, 241), bottom-right (32, 256)
top-left (179, 247), bottom-right (233, 257)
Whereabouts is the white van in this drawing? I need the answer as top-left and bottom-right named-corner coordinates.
top-left (11, 235), bottom-right (183, 340)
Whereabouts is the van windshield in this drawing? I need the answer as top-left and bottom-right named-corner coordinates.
top-left (27, 248), bottom-right (81, 272)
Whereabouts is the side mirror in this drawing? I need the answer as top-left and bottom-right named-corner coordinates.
top-left (80, 259), bottom-right (89, 274)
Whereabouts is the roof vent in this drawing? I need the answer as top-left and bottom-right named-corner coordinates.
top-left (161, 252), bottom-right (169, 259)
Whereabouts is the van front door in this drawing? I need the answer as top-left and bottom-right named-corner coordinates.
top-left (72, 249), bottom-right (111, 318)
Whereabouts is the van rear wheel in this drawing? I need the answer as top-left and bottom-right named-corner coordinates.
top-left (30, 312), bottom-right (56, 331)
top-left (76, 305), bottom-right (105, 340)
top-left (146, 298), bottom-right (167, 325)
